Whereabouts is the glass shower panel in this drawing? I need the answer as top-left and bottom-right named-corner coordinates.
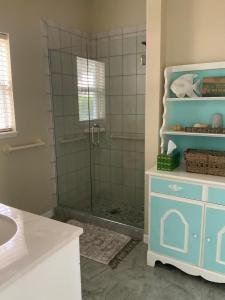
top-left (49, 29), bottom-right (92, 214)
top-left (48, 23), bottom-right (145, 229)
top-left (89, 29), bottom-right (146, 228)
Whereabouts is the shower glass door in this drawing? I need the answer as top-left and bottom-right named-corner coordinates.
top-left (48, 22), bottom-right (145, 228)
top-left (86, 29), bottom-right (146, 228)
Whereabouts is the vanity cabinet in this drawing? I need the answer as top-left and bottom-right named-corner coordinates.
top-left (147, 171), bottom-right (225, 283)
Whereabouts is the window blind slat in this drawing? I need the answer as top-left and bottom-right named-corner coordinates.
top-left (77, 56), bottom-right (105, 122)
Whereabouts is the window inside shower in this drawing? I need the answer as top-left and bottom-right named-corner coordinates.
top-left (47, 24), bottom-right (146, 229)
top-left (77, 57), bottom-right (105, 121)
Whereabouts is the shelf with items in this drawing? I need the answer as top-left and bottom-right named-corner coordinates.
top-left (167, 97), bottom-right (225, 102)
top-left (161, 61), bottom-right (225, 155)
top-left (162, 131), bottom-right (225, 138)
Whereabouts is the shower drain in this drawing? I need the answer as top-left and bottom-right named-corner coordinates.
top-left (108, 208), bottom-right (121, 215)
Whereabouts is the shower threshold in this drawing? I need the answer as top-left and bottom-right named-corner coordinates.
top-left (54, 206), bottom-right (144, 240)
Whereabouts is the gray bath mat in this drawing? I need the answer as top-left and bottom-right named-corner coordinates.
top-left (67, 219), bottom-right (134, 266)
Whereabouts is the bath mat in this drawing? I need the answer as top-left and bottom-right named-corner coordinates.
top-left (67, 219), bottom-right (135, 266)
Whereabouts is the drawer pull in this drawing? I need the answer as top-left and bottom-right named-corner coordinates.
top-left (168, 184), bottom-right (183, 192)
top-left (206, 237), bottom-right (212, 243)
top-left (193, 233), bottom-right (198, 239)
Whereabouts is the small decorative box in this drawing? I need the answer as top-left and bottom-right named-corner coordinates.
top-left (157, 152), bottom-right (180, 171)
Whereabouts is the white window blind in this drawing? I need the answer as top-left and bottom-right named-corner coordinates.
top-left (77, 57), bottom-right (105, 122)
top-left (0, 33), bottom-right (15, 132)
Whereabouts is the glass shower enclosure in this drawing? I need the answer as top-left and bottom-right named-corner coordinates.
top-left (48, 25), bottom-right (146, 228)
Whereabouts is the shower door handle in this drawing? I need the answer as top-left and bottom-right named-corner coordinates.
top-left (91, 124), bottom-right (100, 146)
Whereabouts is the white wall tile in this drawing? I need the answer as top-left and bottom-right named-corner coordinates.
top-left (136, 115), bottom-right (145, 133)
top-left (49, 50), bottom-right (61, 73)
top-left (123, 35), bottom-right (137, 54)
top-left (137, 95), bottom-right (145, 114)
top-left (110, 36), bottom-right (123, 56)
top-left (110, 56), bottom-right (123, 76)
top-left (123, 96), bottom-right (136, 114)
top-left (110, 96), bottom-right (122, 114)
top-left (53, 96), bottom-right (63, 116)
top-left (61, 53), bottom-right (73, 75)
top-left (123, 54), bottom-right (136, 75)
top-left (123, 75), bottom-right (137, 95)
top-left (97, 38), bottom-right (109, 58)
top-left (123, 115), bottom-right (136, 133)
top-left (51, 73), bottom-right (62, 95)
top-left (137, 74), bottom-right (146, 95)
top-left (110, 115), bottom-right (122, 133)
top-left (110, 76), bottom-right (123, 95)
top-left (62, 75), bottom-right (74, 95)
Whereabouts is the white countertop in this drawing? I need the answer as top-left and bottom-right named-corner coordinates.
top-left (146, 165), bottom-right (225, 186)
top-left (0, 203), bottom-right (83, 291)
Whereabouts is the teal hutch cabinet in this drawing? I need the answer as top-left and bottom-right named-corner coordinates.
top-left (147, 62), bottom-right (225, 283)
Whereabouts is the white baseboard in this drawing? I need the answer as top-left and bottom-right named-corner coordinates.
top-left (143, 234), bottom-right (149, 244)
top-left (42, 208), bottom-right (55, 218)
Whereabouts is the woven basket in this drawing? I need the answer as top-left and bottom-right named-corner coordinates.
top-left (185, 127), bottom-right (225, 134)
top-left (184, 149), bottom-right (208, 174)
top-left (184, 149), bottom-right (225, 177)
top-left (208, 151), bottom-right (225, 176)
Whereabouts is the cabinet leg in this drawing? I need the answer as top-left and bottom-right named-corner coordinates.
top-left (147, 253), bottom-right (156, 267)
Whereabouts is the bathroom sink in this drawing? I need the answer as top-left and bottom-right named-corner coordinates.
top-left (0, 214), bottom-right (17, 246)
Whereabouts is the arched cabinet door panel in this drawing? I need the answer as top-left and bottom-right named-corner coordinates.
top-left (150, 196), bottom-right (203, 265)
top-left (204, 207), bottom-right (225, 274)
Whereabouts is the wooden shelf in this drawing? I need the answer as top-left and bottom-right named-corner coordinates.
top-left (162, 131), bottom-right (225, 138)
top-left (167, 97), bottom-right (225, 102)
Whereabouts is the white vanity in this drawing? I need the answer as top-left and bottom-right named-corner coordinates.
top-left (0, 203), bottom-right (83, 300)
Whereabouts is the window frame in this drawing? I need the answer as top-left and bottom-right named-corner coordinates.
top-left (77, 56), bottom-right (106, 122)
top-left (0, 32), bottom-right (17, 138)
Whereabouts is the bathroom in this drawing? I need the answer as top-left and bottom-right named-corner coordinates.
top-left (1, 0), bottom-right (225, 299)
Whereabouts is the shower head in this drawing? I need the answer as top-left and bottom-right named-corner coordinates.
top-left (142, 41), bottom-right (146, 46)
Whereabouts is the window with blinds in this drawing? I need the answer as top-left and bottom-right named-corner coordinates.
top-left (0, 33), bottom-right (15, 133)
top-left (77, 57), bottom-right (105, 122)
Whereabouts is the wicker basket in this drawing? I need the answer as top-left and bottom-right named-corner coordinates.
top-left (208, 151), bottom-right (225, 176)
top-left (184, 149), bottom-right (225, 177)
top-left (185, 127), bottom-right (225, 134)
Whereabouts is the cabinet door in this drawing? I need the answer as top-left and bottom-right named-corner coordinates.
top-left (150, 196), bottom-right (202, 265)
top-left (204, 207), bottom-right (225, 274)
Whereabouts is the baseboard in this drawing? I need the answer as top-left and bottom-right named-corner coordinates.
top-left (143, 233), bottom-right (149, 244)
top-left (42, 208), bottom-right (55, 218)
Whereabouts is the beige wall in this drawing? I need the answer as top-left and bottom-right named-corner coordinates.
top-left (166, 0), bottom-right (225, 66)
top-left (0, 0), bottom-right (87, 214)
top-left (87, 0), bottom-right (146, 32)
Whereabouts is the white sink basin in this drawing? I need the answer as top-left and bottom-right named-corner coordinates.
top-left (0, 214), bottom-right (17, 246)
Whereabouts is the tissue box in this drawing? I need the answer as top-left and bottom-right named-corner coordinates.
top-left (157, 152), bottom-right (180, 171)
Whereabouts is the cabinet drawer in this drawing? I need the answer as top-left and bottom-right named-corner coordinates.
top-left (208, 187), bottom-right (225, 206)
top-left (151, 177), bottom-right (202, 200)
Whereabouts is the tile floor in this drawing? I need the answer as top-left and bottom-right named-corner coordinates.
top-left (81, 243), bottom-right (225, 300)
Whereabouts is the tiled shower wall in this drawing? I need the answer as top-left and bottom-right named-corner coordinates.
top-left (92, 27), bottom-right (146, 227)
top-left (46, 21), bottom-right (92, 212)
top-left (45, 20), bottom-right (146, 228)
